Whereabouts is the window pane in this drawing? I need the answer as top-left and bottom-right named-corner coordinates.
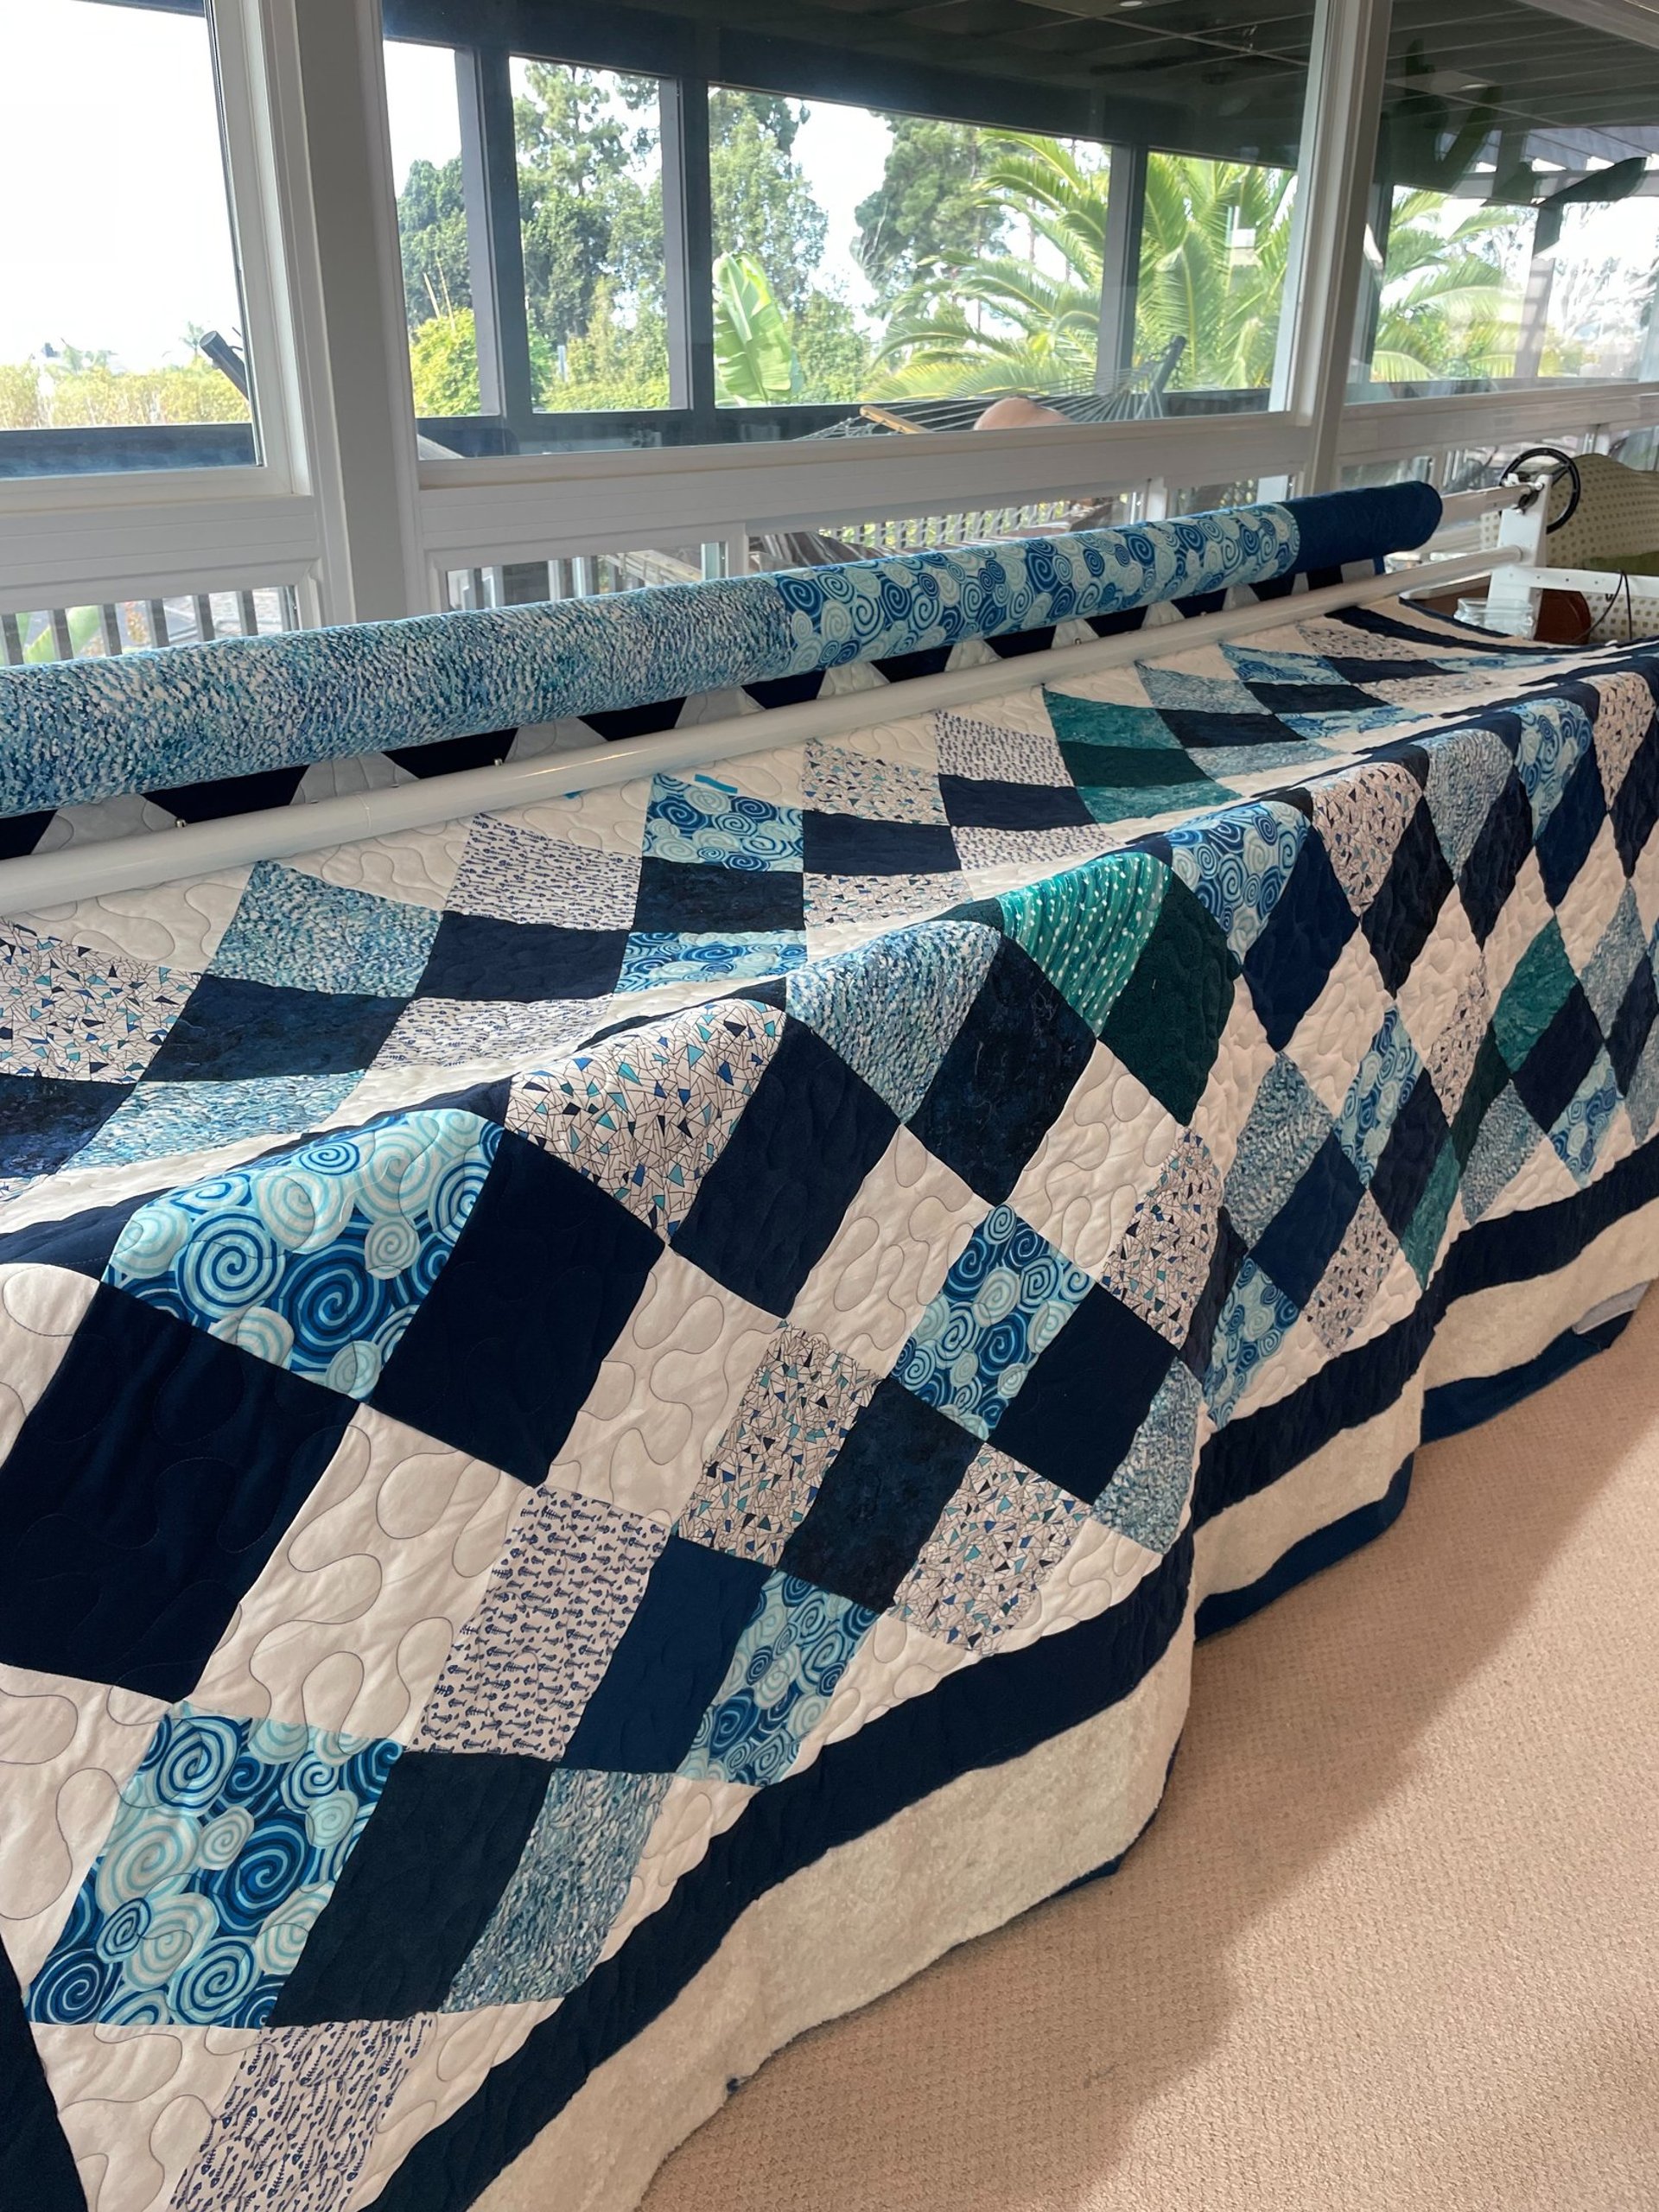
top-left (382, 0), bottom-right (1313, 454)
top-left (0, 0), bottom-right (257, 480)
top-left (1351, 0), bottom-right (1659, 402)
top-left (512, 59), bottom-right (669, 416)
top-left (387, 39), bottom-right (480, 426)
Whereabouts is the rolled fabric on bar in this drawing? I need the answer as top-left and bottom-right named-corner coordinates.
top-left (0, 482), bottom-right (1440, 818)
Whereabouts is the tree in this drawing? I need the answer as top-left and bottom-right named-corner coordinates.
top-left (1367, 190), bottom-right (1518, 383)
top-left (397, 155), bottom-right (470, 331)
top-left (709, 92), bottom-right (827, 321)
top-left (409, 308), bottom-right (480, 416)
top-left (854, 116), bottom-right (1001, 308)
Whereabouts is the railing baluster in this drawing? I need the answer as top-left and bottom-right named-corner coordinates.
top-left (194, 594), bottom-right (217, 643)
top-left (238, 590), bottom-right (259, 636)
top-left (99, 604), bottom-right (123, 656)
top-left (1, 613), bottom-right (25, 666)
top-left (148, 600), bottom-right (170, 648)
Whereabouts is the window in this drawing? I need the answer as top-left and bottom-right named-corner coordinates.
top-left (1350, 0), bottom-right (1659, 403)
top-left (383, 0), bottom-right (1316, 455)
top-left (0, 0), bottom-right (259, 479)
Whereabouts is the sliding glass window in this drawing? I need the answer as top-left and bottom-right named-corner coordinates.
top-left (384, 0), bottom-right (1317, 456)
top-left (0, 0), bottom-right (260, 480)
top-left (1350, 0), bottom-right (1659, 404)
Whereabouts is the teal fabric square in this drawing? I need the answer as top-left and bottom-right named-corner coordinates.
top-left (785, 918), bottom-right (998, 1122)
top-left (1402, 1139), bottom-right (1459, 1283)
top-left (26, 1705), bottom-right (398, 2029)
top-left (1494, 921), bottom-right (1576, 1071)
top-left (642, 773), bottom-right (803, 870)
top-left (1044, 690), bottom-right (1181, 752)
top-left (680, 1573), bottom-right (876, 1788)
top-left (1098, 872), bottom-right (1238, 1121)
top-left (995, 852), bottom-right (1166, 1033)
top-left (893, 1205), bottom-right (1093, 1440)
top-left (1075, 769), bottom-right (1229, 825)
top-left (442, 1770), bottom-right (669, 2010)
top-left (211, 862), bottom-right (440, 997)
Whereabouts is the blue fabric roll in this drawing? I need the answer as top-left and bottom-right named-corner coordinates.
top-left (0, 483), bottom-right (1440, 817)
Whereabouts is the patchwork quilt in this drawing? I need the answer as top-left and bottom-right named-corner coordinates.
top-left (1, 489), bottom-right (1657, 2212)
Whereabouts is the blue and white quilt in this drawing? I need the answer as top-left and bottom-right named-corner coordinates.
top-left (1, 491), bottom-right (1656, 2212)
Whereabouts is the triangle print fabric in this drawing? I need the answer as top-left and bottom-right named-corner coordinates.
top-left (1, 585), bottom-right (1657, 2212)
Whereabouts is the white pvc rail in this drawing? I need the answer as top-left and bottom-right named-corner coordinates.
top-left (0, 545), bottom-right (1522, 918)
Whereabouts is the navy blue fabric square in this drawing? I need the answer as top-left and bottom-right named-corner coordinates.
top-left (1611, 722), bottom-right (1659, 878)
top-left (372, 1130), bottom-right (660, 1482)
top-left (0, 1075), bottom-right (131, 1179)
top-left (1246, 681), bottom-right (1382, 719)
top-left (673, 1020), bottom-right (898, 1315)
top-left (801, 813), bottom-right (959, 877)
top-left (581, 701), bottom-right (685, 742)
top-left (938, 777), bottom-right (1094, 830)
top-left (1242, 834), bottom-right (1357, 1050)
top-left (0, 1285), bottom-right (349, 1700)
top-left (269, 1750), bottom-right (552, 2024)
top-left (1252, 1133), bottom-right (1364, 1310)
top-left (144, 976), bottom-right (404, 1080)
top-left (1369, 1070), bottom-right (1450, 1237)
top-left (1458, 770), bottom-right (1533, 945)
top-left (779, 1378), bottom-right (980, 1611)
top-left (987, 623), bottom-right (1058, 658)
top-left (0, 1192), bottom-right (149, 1278)
top-left (1536, 745), bottom-right (1608, 908)
top-left (993, 1285), bottom-right (1174, 1503)
top-left (1452, 1028), bottom-right (1510, 1166)
top-left (149, 766), bottom-right (309, 823)
top-left (0, 1938), bottom-right (83, 2211)
top-left (561, 1537), bottom-right (770, 1771)
top-left (1098, 873), bottom-right (1238, 1122)
top-left (1608, 957), bottom-right (1658, 1093)
top-left (910, 938), bottom-right (1094, 1205)
top-left (420, 912), bottom-right (627, 1002)
top-left (1159, 709), bottom-right (1305, 753)
top-left (1179, 1209), bottom-right (1247, 1379)
top-left (632, 856), bottom-right (804, 936)
top-left (1513, 985), bottom-right (1604, 1134)
top-left (1360, 800), bottom-right (1453, 995)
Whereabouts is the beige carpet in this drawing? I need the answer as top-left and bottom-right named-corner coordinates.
top-left (640, 1297), bottom-right (1659, 2212)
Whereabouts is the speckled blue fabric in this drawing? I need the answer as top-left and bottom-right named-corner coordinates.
top-left (0, 486), bottom-right (1441, 817)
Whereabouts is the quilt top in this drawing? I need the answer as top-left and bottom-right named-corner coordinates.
top-left (1, 586), bottom-right (1658, 2212)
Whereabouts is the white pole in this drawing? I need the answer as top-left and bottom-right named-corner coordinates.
top-left (0, 547), bottom-right (1522, 918)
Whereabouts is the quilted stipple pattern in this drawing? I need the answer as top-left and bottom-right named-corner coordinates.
top-left (2, 582), bottom-right (1658, 2212)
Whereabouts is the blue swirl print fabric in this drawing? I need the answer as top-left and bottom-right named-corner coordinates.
top-left (0, 485), bottom-right (1439, 817)
top-left (1, 509), bottom-right (1658, 2212)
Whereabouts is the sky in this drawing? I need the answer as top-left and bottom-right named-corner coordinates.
top-left (1, 0), bottom-right (246, 367)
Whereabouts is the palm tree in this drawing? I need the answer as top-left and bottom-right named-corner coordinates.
top-left (1367, 190), bottom-right (1521, 384)
top-left (872, 137), bottom-right (1300, 398)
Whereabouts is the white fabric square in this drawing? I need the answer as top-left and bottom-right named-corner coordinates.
top-left (35, 2020), bottom-right (258, 2212)
top-left (1284, 930), bottom-right (1394, 1120)
top-left (787, 1127), bottom-right (986, 1376)
top-left (1393, 887), bottom-right (1483, 1067)
top-left (0, 1665), bottom-right (166, 1984)
top-left (1006, 1041), bottom-right (1183, 1281)
top-left (1484, 848), bottom-right (1552, 1003)
top-left (1554, 817), bottom-right (1628, 978)
top-left (1189, 979), bottom-right (1277, 1179)
top-left (189, 1407), bottom-right (527, 1743)
top-left (547, 1250), bottom-right (777, 1522)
